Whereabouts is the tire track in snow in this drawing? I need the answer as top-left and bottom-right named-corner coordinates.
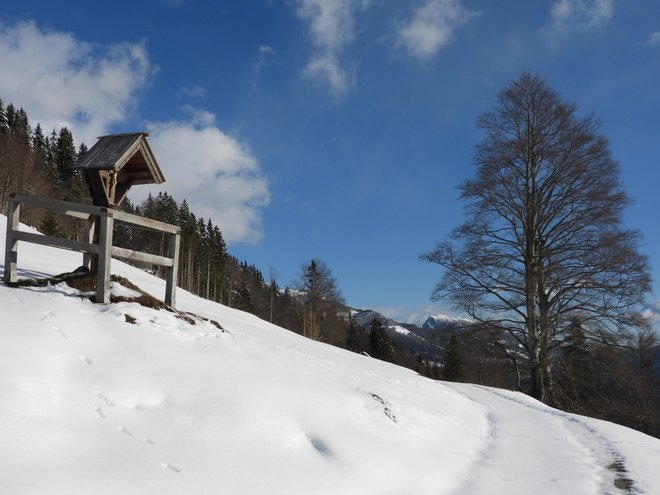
top-left (445, 384), bottom-right (632, 495)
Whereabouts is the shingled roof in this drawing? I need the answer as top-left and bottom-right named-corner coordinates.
top-left (75, 132), bottom-right (165, 207)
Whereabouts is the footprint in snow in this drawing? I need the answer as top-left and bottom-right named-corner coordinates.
top-left (53, 326), bottom-right (68, 339)
top-left (80, 355), bottom-right (93, 366)
top-left (162, 463), bottom-right (181, 473)
top-left (117, 426), bottom-right (132, 436)
top-left (96, 391), bottom-right (114, 407)
top-left (143, 437), bottom-right (155, 445)
top-left (95, 406), bottom-right (106, 419)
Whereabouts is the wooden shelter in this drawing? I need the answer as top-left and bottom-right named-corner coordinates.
top-left (75, 132), bottom-right (164, 207)
top-left (4, 131), bottom-right (180, 306)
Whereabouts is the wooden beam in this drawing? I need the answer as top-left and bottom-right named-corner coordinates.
top-left (11, 193), bottom-right (103, 219)
top-left (113, 210), bottom-right (180, 234)
top-left (111, 246), bottom-right (175, 267)
top-left (13, 231), bottom-right (99, 255)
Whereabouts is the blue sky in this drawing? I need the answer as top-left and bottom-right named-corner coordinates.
top-left (1, 0), bottom-right (659, 325)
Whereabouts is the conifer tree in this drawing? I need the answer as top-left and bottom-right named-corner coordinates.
top-left (442, 333), bottom-right (464, 382)
top-left (346, 314), bottom-right (362, 352)
top-left (32, 124), bottom-right (47, 158)
top-left (39, 211), bottom-right (61, 237)
top-left (368, 318), bottom-right (396, 363)
top-left (5, 103), bottom-right (16, 131)
top-left (55, 127), bottom-right (77, 189)
top-left (0, 99), bottom-right (7, 134)
top-left (77, 142), bottom-right (88, 159)
top-left (14, 108), bottom-right (31, 147)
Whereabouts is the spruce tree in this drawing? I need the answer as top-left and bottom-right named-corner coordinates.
top-left (346, 314), bottom-right (362, 352)
top-left (55, 127), bottom-right (77, 190)
top-left (5, 103), bottom-right (16, 131)
top-left (14, 108), bottom-right (31, 147)
top-left (32, 124), bottom-right (47, 158)
top-left (0, 99), bottom-right (7, 134)
top-left (368, 318), bottom-right (396, 363)
top-left (39, 211), bottom-right (61, 237)
top-left (77, 142), bottom-right (89, 159)
top-left (442, 333), bottom-right (464, 382)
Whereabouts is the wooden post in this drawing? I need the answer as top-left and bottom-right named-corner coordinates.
top-left (82, 215), bottom-right (98, 271)
top-left (165, 230), bottom-right (180, 306)
top-left (3, 196), bottom-right (20, 284)
top-left (96, 210), bottom-right (113, 304)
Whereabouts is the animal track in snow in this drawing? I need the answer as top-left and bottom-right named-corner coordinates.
top-left (117, 426), bottom-right (132, 436)
top-left (80, 355), bottom-right (93, 366)
top-left (95, 406), bottom-right (106, 419)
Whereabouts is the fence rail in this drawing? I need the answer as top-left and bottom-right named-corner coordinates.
top-left (3, 193), bottom-right (180, 306)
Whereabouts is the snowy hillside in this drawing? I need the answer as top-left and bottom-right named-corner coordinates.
top-left (2, 215), bottom-right (660, 495)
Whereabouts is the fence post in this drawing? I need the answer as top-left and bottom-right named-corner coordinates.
top-left (3, 196), bottom-right (20, 284)
top-left (165, 229), bottom-right (180, 306)
top-left (82, 215), bottom-right (98, 271)
top-left (96, 209), bottom-right (113, 304)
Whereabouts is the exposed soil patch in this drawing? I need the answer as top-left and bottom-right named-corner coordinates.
top-left (370, 393), bottom-right (397, 423)
top-left (608, 460), bottom-right (635, 492)
top-left (8, 269), bottom-right (224, 331)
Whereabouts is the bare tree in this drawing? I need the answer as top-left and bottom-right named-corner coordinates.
top-left (422, 73), bottom-right (651, 403)
top-left (294, 258), bottom-right (345, 341)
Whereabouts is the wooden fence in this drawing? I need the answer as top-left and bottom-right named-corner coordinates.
top-left (3, 193), bottom-right (180, 306)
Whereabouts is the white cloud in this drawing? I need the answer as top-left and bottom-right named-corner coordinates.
top-left (304, 53), bottom-right (353, 95)
top-left (0, 20), bottom-right (152, 145)
top-left (295, 0), bottom-right (368, 95)
top-left (543, 0), bottom-right (614, 39)
top-left (0, 19), bottom-right (268, 245)
top-left (397, 0), bottom-right (478, 60)
top-left (648, 30), bottom-right (660, 45)
top-left (255, 45), bottom-right (278, 72)
top-left (177, 86), bottom-right (207, 99)
top-left (642, 301), bottom-right (660, 330)
top-left (134, 108), bottom-right (270, 244)
top-left (251, 45), bottom-right (280, 86)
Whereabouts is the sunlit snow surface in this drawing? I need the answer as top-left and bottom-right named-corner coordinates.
top-left (1, 215), bottom-right (659, 495)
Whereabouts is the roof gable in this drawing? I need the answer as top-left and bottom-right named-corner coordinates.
top-left (75, 132), bottom-right (164, 184)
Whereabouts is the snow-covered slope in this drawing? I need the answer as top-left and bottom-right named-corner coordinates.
top-left (2, 215), bottom-right (660, 495)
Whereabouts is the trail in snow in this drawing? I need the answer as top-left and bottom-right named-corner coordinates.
top-left (446, 383), bottom-right (638, 495)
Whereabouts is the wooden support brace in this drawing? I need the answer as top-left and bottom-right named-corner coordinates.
top-left (165, 231), bottom-right (180, 307)
top-left (96, 211), bottom-right (113, 304)
top-left (3, 198), bottom-right (20, 284)
top-left (82, 216), bottom-right (98, 271)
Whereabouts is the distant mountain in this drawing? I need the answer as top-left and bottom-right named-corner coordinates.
top-left (422, 314), bottom-right (471, 331)
top-left (350, 308), bottom-right (400, 329)
top-left (350, 308), bottom-right (471, 363)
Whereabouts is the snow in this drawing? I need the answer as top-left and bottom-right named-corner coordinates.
top-left (390, 325), bottom-right (411, 335)
top-left (1, 213), bottom-right (660, 494)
